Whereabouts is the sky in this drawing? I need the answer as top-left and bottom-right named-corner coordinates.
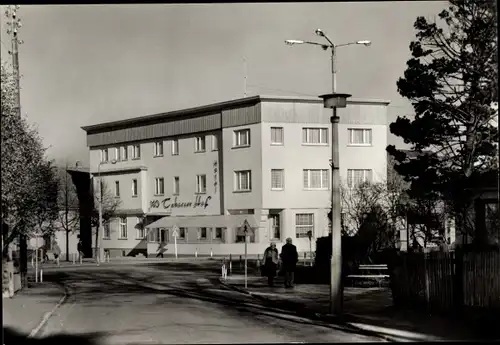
top-left (1, 2), bottom-right (448, 166)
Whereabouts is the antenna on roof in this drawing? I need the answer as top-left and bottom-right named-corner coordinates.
top-left (243, 56), bottom-right (247, 97)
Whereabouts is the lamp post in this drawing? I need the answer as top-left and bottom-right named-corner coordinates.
top-left (285, 30), bottom-right (371, 315)
top-left (96, 159), bottom-right (116, 265)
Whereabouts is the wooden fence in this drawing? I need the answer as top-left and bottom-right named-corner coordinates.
top-left (391, 250), bottom-right (500, 312)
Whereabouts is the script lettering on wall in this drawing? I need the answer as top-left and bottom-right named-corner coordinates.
top-left (213, 160), bottom-right (218, 193)
top-left (149, 195), bottom-right (212, 210)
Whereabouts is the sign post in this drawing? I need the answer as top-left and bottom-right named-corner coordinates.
top-left (172, 225), bottom-right (179, 259)
top-left (307, 230), bottom-right (313, 267)
top-left (242, 219), bottom-right (251, 289)
top-left (35, 236), bottom-right (39, 283)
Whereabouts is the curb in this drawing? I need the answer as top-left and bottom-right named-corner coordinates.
top-left (27, 283), bottom-right (69, 338)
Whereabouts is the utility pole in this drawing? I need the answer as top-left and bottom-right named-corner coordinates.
top-left (65, 162), bottom-right (70, 261)
top-left (5, 5), bottom-right (27, 289)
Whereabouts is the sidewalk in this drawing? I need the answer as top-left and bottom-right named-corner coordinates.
top-left (220, 275), bottom-right (494, 341)
top-left (3, 282), bottom-right (66, 336)
top-left (33, 256), bottom-right (222, 268)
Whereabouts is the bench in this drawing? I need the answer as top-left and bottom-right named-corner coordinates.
top-left (347, 264), bottom-right (389, 287)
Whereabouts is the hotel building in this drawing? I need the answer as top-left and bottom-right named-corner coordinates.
top-left (82, 95), bottom-right (390, 257)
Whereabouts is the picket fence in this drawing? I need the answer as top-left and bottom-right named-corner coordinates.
top-left (391, 250), bottom-right (500, 312)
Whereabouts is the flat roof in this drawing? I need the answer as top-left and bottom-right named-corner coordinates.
top-left (81, 94), bottom-right (391, 133)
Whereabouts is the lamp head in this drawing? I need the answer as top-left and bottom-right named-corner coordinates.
top-left (315, 28), bottom-right (324, 37)
top-left (356, 40), bottom-right (371, 46)
top-left (285, 39), bottom-right (304, 45)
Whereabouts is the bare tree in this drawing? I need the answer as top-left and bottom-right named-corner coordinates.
top-left (57, 165), bottom-right (80, 261)
top-left (90, 180), bottom-right (122, 253)
top-left (340, 181), bottom-right (387, 236)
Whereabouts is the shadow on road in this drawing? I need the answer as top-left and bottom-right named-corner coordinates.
top-left (3, 326), bottom-right (103, 345)
top-left (24, 267), bottom-right (500, 342)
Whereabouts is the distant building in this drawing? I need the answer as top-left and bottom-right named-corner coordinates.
top-left (81, 95), bottom-right (391, 257)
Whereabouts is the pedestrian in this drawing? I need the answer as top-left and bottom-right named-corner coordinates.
top-left (263, 242), bottom-right (279, 287)
top-left (52, 239), bottom-right (61, 266)
top-left (156, 241), bottom-right (166, 258)
top-left (77, 239), bottom-right (84, 264)
top-left (280, 237), bottom-right (298, 288)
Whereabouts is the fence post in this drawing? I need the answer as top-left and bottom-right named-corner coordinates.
top-left (256, 254), bottom-right (261, 274)
top-left (424, 252), bottom-right (430, 311)
top-left (453, 249), bottom-right (464, 311)
top-left (229, 254), bottom-right (232, 276)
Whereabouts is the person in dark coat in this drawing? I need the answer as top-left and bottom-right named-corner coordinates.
top-left (280, 237), bottom-right (298, 288)
top-left (77, 239), bottom-right (84, 264)
top-left (263, 242), bottom-right (279, 286)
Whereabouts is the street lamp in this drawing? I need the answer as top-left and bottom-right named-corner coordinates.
top-left (285, 29), bottom-right (371, 315)
top-left (97, 159), bottom-right (116, 265)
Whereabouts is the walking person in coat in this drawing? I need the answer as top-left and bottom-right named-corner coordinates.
top-left (280, 237), bottom-right (298, 288)
top-left (52, 239), bottom-right (61, 266)
top-left (77, 239), bottom-right (84, 264)
top-left (263, 242), bottom-right (279, 287)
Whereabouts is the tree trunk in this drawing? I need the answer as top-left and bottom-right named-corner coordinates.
top-left (19, 234), bottom-right (28, 289)
top-left (95, 226), bottom-right (98, 259)
top-left (66, 230), bottom-right (70, 261)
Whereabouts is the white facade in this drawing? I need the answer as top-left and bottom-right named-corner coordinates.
top-left (83, 95), bottom-right (390, 257)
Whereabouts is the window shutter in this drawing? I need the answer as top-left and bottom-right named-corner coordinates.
top-left (197, 228), bottom-right (201, 240)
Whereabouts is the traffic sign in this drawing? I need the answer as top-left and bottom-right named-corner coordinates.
top-left (172, 225), bottom-right (179, 238)
top-left (242, 219), bottom-right (251, 233)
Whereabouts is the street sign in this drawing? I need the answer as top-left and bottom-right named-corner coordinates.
top-left (242, 219), bottom-right (251, 233)
top-left (236, 219), bottom-right (254, 236)
top-left (172, 225), bottom-right (179, 238)
top-left (172, 225), bottom-right (179, 259)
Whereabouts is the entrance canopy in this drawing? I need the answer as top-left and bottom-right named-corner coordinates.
top-left (146, 214), bottom-right (260, 230)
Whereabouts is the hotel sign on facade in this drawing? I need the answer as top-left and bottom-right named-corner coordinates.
top-left (149, 195), bottom-right (212, 210)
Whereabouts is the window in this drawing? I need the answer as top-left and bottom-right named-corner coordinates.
top-left (196, 175), bottom-right (207, 194)
top-left (114, 147), bottom-right (120, 161)
top-left (120, 146), bottom-right (128, 161)
top-left (214, 227), bottom-right (223, 240)
top-left (271, 169), bottom-right (284, 190)
top-left (114, 181), bottom-right (120, 197)
top-left (303, 169), bottom-right (330, 189)
top-left (234, 170), bottom-right (251, 191)
top-left (179, 227), bottom-right (186, 239)
top-left (132, 179), bottom-right (138, 197)
top-left (171, 139), bottom-right (179, 155)
top-left (119, 217), bottom-right (127, 239)
top-left (212, 135), bottom-right (219, 151)
top-left (132, 144), bottom-right (141, 159)
top-left (199, 227), bottom-right (207, 240)
top-left (302, 127), bottom-right (328, 145)
top-left (136, 217), bottom-right (144, 239)
top-left (234, 129), bottom-right (250, 147)
top-left (100, 148), bottom-right (109, 163)
top-left (155, 177), bottom-right (165, 195)
top-left (154, 141), bottom-right (164, 156)
top-left (195, 136), bottom-right (206, 152)
top-left (348, 129), bottom-right (372, 145)
top-left (295, 213), bottom-right (314, 238)
top-left (271, 127), bottom-right (284, 145)
top-left (103, 223), bottom-right (110, 239)
top-left (173, 176), bottom-right (180, 195)
top-left (147, 228), bottom-right (158, 242)
top-left (270, 214), bottom-right (280, 240)
top-left (347, 169), bottom-right (373, 188)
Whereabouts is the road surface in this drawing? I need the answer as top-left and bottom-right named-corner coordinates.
top-left (24, 262), bottom-right (386, 344)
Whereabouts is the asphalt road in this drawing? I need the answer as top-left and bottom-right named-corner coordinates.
top-left (28, 262), bottom-right (385, 344)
